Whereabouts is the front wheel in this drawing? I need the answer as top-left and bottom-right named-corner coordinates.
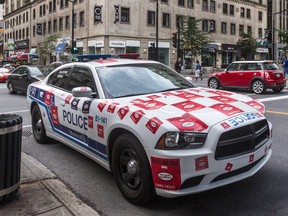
top-left (208, 78), bottom-right (220, 89)
top-left (272, 87), bottom-right (284, 93)
top-left (112, 134), bottom-right (155, 204)
top-left (252, 80), bottom-right (266, 94)
top-left (7, 82), bottom-right (17, 94)
top-left (32, 105), bottom-right (49, 143)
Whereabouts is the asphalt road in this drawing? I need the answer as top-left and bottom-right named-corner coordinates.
top-left (1, 82), bottom-right (288, 216)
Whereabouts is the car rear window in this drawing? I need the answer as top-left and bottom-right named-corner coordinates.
top-left (263, 62), bottom-right (279, 70)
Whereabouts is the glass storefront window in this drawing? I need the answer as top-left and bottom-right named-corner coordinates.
top-left (222, 52), bottom-right (233, 64)
top-left (201, 52), bottom-right (216, 66)
top-left (88, 46), bottom-right (95, 54)
top-left (126, 47), bottom-right (139, 53)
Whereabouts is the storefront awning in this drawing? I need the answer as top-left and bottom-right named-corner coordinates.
top-left (54, 43), bottom-right (67, 53)
top-left (202, 44), bottom-right (219, 52)
top-left (222, 44), bottom-right (239, 53)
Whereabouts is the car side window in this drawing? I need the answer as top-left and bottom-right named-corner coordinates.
top-left (247, 63), bottom-right (259, 70)
top-left (67, 67), bottom-right (97, 93)
top-left (47, 68), bottom-right (71, 89)
top-left (13, 67), bottom-right (25, 75)
top-left (227, 63), bottom-right (239, 71)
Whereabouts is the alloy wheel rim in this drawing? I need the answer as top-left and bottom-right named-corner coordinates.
top-left (209, 79), bottom-right (218, 89)
top-left (253, 81), bottom-right (263, 93)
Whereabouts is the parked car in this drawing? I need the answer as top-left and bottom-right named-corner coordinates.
top-left (208, 60), bottom-right (286, 94)
top-left (7, 65), bottom-right (45, 94)
top-left (27, 54), bottom-right (272, 204)
top-left (0, 68), bottom-right (12, 83)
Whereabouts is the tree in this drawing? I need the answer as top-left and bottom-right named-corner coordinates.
top-left (180, 16), bottom-right (211, 58)
top-left (37, 33), bottom-right (61, 64)
top-left (237, 32), bottom-right (256, 60)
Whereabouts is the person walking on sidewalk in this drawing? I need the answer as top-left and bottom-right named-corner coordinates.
top-left (282, 56), bottom-right (288, 77)
top-left (174, 57), bottom-right (182, 73)
top-left (195, 60), bottom-right (202, 81)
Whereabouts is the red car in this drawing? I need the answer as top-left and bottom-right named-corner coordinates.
top-left (208, 60), bottom-right (286, 94)
top-left (0, 68), bottom-right (11, 83)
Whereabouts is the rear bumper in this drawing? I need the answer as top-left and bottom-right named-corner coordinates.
top-left (266, 80), bottom-right (286, 88)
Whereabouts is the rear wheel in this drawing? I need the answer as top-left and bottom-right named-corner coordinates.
top-left (112, 133), bottom-right (155, 204)
top-left (7, 82), bottom-right (17, 94)
top-left (208, 78), bottom-right (220, 89)
top-left (252, 80), bottom-right (266, 94)
top-left (272, 87), bottom-right (284, 93)
top-left (32, 105), bottom-right (49, 143)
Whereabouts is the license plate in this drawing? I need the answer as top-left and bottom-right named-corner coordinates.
top-left (276, 74), bottom-right (280, 77)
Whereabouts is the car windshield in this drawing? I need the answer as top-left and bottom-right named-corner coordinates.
top-left (97, 63), bottom-right (195, 98)
top-left (30, 67), bottom-right (44, 76)
top-left (263, 62), bottom-right (279, 70)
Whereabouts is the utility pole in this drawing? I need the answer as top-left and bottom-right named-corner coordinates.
top-left (156, 0), bottom-right (159, 61)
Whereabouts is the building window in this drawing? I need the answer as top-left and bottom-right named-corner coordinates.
top-left (202, 0), bottom-right (208, 11)
top-left (49, 1), bottom-right (52, 13)
top-left (121, 7), bottom-right (130, 23)
top-left (230, 23), bottom-right (236, 35)
top-left (188, 0), bottom-right (193, 8)
top-left (79, 11), bottom-right (84, 26)
top-left (59, 17), bottom-right (63, 31)
top-left (210, 0), bottom-right (215, 13)
top-left (247, 26), bottom-right (252, 34)
top-left (162, 13), bottom-right (170, 27)
top-left (23, 13), bottom-right (25, 22)
top-left (148, 11), bottom-right (156, 26)
top-left (53, 0), bottom-right (56, 12)
top-left (73, 13), bottom-right (77, 28)
top-left (240, 7), bottom-right (245, 18)
top-left (43, 4), bottom-right (46, 15)
top-left (259, 0), bottom-right (262, 4)
top-left (65, 0), bottom-right (68, 7)
top-left (258, 28), bottom-right (263, 38)
top-left (48, 21), bottom-right (52, 33)
top-left (53, 19), bottom-right (57, 32)
top-left (230, 5), bottom-right (234, 16)
top-left (33, 25), bottom-right (35, 36)
top-left (26, 12), bottom-right (28, 21)
top-left (43, 22), bottom-right (46, 34)
top-left (221, 22), bottom-right (227, 34)
top-left (239, 24), bottom-right (244, 35)
top-left (60, 0), bottom-right (64, 9)
top-left (40, 5), bottom-right (42, 16)
top-left (246, 9), bottom-right (251, 19)
top-left (202, 19), bottom-right (209, 32)
top-left (18, 15), bottom-right (21, 25)
top-left (22, 28), bottom-right (25, 38)
top-left (65, 15), bottom-right (70, 29)
top-left (19, 29), bottom-right (21, 39)
top-left (26, 27), bottom-right (28, 37)
top-left (258, 11), bottom-right (262, 21)
top-left (178, 0), bottom-right (184, 6)
top-left (161, 0), bottom-right (168, 3)
top-left (223, 3), bottom-right (228, 14)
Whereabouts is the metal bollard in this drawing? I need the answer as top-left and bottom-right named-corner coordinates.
top-left (0, 114), bottom-right (22, 202)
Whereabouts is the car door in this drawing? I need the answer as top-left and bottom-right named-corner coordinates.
top-left (220, 63), bottom-right (242, 87)
top-left (241, 63), bottom-right (261, 87)
top-left (9, 67), bottom-right (27, 91)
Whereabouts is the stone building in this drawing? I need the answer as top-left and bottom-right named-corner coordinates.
top-left (3, 0), bottom-right (268, 68)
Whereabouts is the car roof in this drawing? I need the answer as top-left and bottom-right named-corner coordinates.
top-left (232, 60), bottom-right (275, 64)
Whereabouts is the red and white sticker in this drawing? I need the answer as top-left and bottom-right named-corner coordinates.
top-left (221, 122), bottom-right (230, 129)
top-left (97, 124), bottom-right (104, 138)
top-left (175, 92), bottom-right (203, 100)
top-left (172, 101), bottom-right (205, 112)
top-left (133, 99), bottom-right (166, 110)
top-left (117, 106), bottom-right (130, 120)
top-left (107, 103), bottom-right (119, 113)
top-left (146, 117), bottom-right (163, 134)
top-left (65, 95), bottom-right (72, 104)
top-left (210, 103), bottom-right (244, 116)
top-left (151, 157), bottom-right (181, 191)
top-left (97, 102), bottom-right (107, 112)
top-left (51, 106), bottom-right (59, 125)
top-left (147, 95), bottom-right (161, 99)
top-left (45, 90), bottom-right (53, 105)
top-left (209, 96), bottom-right (237, 103)
top-left (225, 163), bottom-right (233, 172)
top-left (195, 156), bottom-right (209, 171)
top-left (88, 115), bottom-right (93, 129)
top-left (249, 154), bottom-right (254, 163)
top-left (245, 100), bottom-right (265, 114)
top-left (167, 113), bottom-right (208, 132)
top-left (206, 90), bottom-right (232, 96)
top-left (130, 110), bottom-right (145, 124)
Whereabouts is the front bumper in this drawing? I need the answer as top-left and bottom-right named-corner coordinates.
top-left (147, 118), bottom-right (273, 198)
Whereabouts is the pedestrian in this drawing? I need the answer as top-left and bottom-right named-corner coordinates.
top-left (282, 56), bottom-right (288, 77)
top-left (195, 60), bottom-right (202, 81)
top-left (174, 57), bottom-right (182, 73)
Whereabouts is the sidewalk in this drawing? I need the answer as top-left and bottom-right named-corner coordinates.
top-left (0, 152), bottom-right (99, 216)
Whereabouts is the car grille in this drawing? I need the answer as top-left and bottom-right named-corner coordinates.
top-left (215, 119), bottom-right (269, 160)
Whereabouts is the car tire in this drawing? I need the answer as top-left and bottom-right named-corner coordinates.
top-left (112, 133), bottom-right (156, 204)
top-left (7, 82), bottom-right (17, 94)
top-left (32, 105), bottom-right (49, 144)
top-left (272, 87), bottom-right (284, 93)
top-left (252, 80), bottom-right (266, 94)
top-left (208, 78), bottom-right (220, 89)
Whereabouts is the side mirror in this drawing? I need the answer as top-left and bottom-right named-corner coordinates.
top-left (72, 86), bottom-right (92, 97)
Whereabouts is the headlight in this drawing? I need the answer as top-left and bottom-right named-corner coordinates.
top-left (155, 132), bottom-right (207, 150)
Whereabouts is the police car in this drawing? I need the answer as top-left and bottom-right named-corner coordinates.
top-left (27, 54), bottom-right (272, 204)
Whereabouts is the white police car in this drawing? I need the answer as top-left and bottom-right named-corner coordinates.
top-left (27, 54), bottom-right (272, 204)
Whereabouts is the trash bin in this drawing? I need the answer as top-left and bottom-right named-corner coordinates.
top-left (0, 114), bottom-right (22, 202)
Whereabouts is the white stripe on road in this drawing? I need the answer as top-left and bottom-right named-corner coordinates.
top-left (258, 95), bottom-right (288, 102)
top-left (0, 109), bottom-right (29, 115)
top-left (23, 125), bottom-right (32, 128)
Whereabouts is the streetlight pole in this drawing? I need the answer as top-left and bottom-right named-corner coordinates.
top-left (272, 9), bottom-right (288, 61)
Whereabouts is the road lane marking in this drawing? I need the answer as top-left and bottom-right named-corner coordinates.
top-left (23, 125), bottom-right (32, 128)
top-left (258, 95), bottom-right (288, 102)
top-left (266, 110), bottom-right (288, 115)
top-left (0, 109), bottom-right (29, 115)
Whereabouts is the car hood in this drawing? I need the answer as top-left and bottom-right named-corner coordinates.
top-left (112, 87), bottom-right (265, 132)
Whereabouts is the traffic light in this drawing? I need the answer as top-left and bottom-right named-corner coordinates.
top-left (71, 41), bottom-right (79, 54)
top-left (172, 32), bottom-right (177, 48)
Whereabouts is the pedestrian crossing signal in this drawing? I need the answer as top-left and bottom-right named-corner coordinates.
top-left (172, 32), bottom-right (177, 48)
